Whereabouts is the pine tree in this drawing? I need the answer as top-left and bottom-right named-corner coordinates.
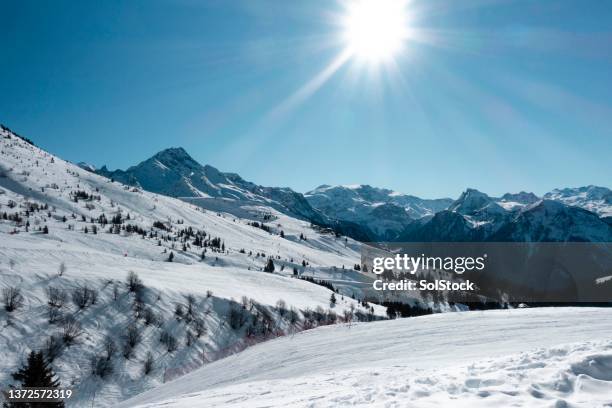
top-left (330, 293), bottom-right (337, 305)
top-left (264, 258), bottom-right (275, 273)
top-left (8, 351), bottom-right (64, 407)
top-left (167, 251), bottom-right (174, 262)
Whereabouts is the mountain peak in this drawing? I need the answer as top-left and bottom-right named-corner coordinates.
top-left (500, 191), bottom-right (540, 204)
top-left (153, 147), bottom-right (192, 161)
top-left (449, 188), bottom-right (504, 216)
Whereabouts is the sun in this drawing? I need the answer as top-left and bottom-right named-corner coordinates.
top-left (342, 0), bottom-right (410, 63)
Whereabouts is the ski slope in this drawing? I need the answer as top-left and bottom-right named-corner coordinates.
top-left (0, 128), bottom-right (384, 407)
top-left (123, 307), bottom-right (612, 408)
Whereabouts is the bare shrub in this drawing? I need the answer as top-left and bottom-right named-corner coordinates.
top-left (174, 304), bottom-right (185, 320)
top-left (288, 307), bottom-right (299, 324)
top-left (61, 315), bottom-right (83, 345)
top-left (184, 294), bottom-right (196, 320)
top-left (126, 271), bottom-right (143, 293)
top-left (123, 323), bottom-right (142, 359)
top-left (2, 287), bottom-right (24, 312)
top-left (192, 317), bottom-right (206, 338)
top-left (71, 285), bottom-right (97, 309)
top-left (46, 287), bottom-right (67, 308)
top-left (343, 309), bottom-right (353, 324)
top-left (103, 336), bottom-right (117, 360)
top-left (47, 307), bottom-right (62, 324)
top-left (143, 352), bottom-right (154, 375)
top-left (142, 307), bottom-right (157, 326)
top-left (228, 305), bottom-right (247, 330)
top-left (43, 335), bottom-right (63, 362)
top-left (326, 310), bottom-right (337, 324)
top-left (276, 299), bottom-right (287, 317)
top-left (160, 331), bottom-right (178, 352)
top-left (91, 355), bottom-right (113, 378)
top-left (185, 330), bottom-right (195, 347)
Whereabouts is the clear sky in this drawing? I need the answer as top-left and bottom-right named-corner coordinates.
top-left (1, 0), bottom-right (610, 199)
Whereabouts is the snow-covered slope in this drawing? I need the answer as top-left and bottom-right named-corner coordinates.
top-left (0, 128), bottom-right (385, 407)
top-left (498, 191), bottom-right (540, 210)
top-left (122, 307), bottom-right (612, 408)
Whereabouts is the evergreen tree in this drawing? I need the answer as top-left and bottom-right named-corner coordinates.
top-left (264, 258), bottom-right (275, 273)
top-left (330, 293), bottom-right (337, 305)
top-left (167, 251), bottom-right (174, 262)
top-left (7, 351), bottom-right (64, 407)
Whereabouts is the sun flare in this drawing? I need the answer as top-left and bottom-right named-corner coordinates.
top-left (342, 0), bottom-right (410, 62)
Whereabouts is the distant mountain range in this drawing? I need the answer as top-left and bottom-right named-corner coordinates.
top-left (88, 147), bottom-right (612, 242)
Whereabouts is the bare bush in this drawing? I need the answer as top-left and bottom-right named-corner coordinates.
top-left (71, 285), bottom-right (97, 309)
top-left (126, 271), bottom-right (143, 293)
top-left (174, 304), bottom-right (185, 320)
top-left (160, 331), bottom-right (178, 352)
top-left (47, 306), bottom-right (62, 324)
top-left (343, 309), bottom-right (353, 324)
top-left (143, 352), bottom-right (154, 375)
top-left (326, 310), bottom-right (337, 324)
top-left (112, 283), bottom-right (120, 301)
top-left (192, 317), bottom-right (206, 338)
top-left (61, 315), bottom-right (83, 345)
top-left (185, 330), bottom-right (195, 347)
top-left (184, 294), bottom-right (196, 320)
top-left (43, 335), bottom-right (63, 362)
top-left (103, 336), bottom-right (117, 360)
top-left (288, 307), bottom-right (299, 324)
top-left (2, 286), bottom-right (24, 312)
top-left (276, 299), bottom-right (287, 317)
top-left (228, 305), bottom-right (247, 330)
top-left (46, 287), bottom-right (67, 308)
top-left (142, 307), bottom-right (157, 326)
top-left (314, 306), bottom-right (326, 323)
top-left (91, 355), bottom-right (113, 378)
top-left (123, 323), bottom-right (142, 359)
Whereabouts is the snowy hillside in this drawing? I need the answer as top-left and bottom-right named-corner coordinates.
top-left (122, 307), bottom-right (612, 408)
top-left (0, 128), bottom-right (385, 407)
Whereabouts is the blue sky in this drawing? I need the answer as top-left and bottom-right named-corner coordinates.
top-left (1, 0), bottom-right (610, 198)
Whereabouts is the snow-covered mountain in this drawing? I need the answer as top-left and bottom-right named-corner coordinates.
top-left (402, 188), bottom-right (612, 242)
top-left (491, 199), bottom-right (612, 242)
top-left (96, 147), bottom-right (325, 225)
top-left (305, 184), bottom-right (453, 240)
top-left (94, 150), bottom-right (611, 243)
top-left (544, 185), bottom-right (612, 218)
top-left (0, 127), bottom-right (385, 407)
top-left (306, 184), bottom-right (612, 242)
top-left (1, 125), bottom-right (611, 407)
top-left (498, 191), bottom-right (540, 209)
